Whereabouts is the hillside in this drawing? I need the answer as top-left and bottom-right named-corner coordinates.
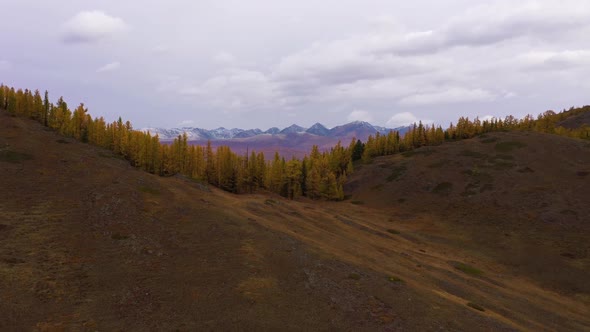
top-left (2, 110), bottom-right (590, 330)
top-left (153, 121), bottom-right (410, 158)
top-left (346, 131), bottom-right (590, 324)
top-left (558, 111), bottom-right (590, 129)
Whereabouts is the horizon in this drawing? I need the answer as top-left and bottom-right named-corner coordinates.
top-left (1, 1), bottom-right (589, 130)
top-left (143, 119), bottom-right (412, 131)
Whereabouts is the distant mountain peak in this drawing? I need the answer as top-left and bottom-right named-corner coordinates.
top-left (306, 123), bottom-right (330, 136)
top-left (142, 121), bottom-right (410, 141)
top-left (264, 127), bottom-right (280, 135)
top-left (280, 124), bottom-right (307, 134)
top-left (348, 120), bottom-right (374, 128)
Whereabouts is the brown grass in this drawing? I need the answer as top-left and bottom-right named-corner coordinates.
top-left (2, 111), bottom-right (590, 331)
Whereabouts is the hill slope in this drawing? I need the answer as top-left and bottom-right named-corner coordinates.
top-left (2, 110), bottom-right (590, 330)
top-left (346, 131), bottom-right (590, 326)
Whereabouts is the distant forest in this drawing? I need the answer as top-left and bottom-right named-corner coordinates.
top-left (1, 83), bottom-right (588, 200)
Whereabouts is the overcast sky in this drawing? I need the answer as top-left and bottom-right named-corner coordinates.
top-left (1, 0), bottom-right (589, 130)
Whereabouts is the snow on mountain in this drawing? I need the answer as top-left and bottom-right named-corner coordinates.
top-left (280, 124), bottom-right (307, 134)
top-left (143, 121), bottom-right (410, 141)
top-left (306, 123), bottom-right (330, 136)
top-left (233, 129), bottom-right (263, 138)
top-left (264, 127), bottom-right (280, 134)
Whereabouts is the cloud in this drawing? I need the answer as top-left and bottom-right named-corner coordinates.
top-left (178, 69), bottom-right (278, 112)
top-left (273, 38), bottom-right (434, 88)
top-left (62, 11), bottom-right (127, 44)
top-left (152, 45), bottom-right (170, 54)
top-left (213, 52), bottom-right (236, 64)
top-left (480, 115), bottom-right (495, 121)
top-left (387, 112), bottom-right (432, 127)
top-left (149, 1), bottom-right (589, 128)
top-left (398, 88), bottom-right (496, 106)
top-left (347, 110), bottom-right (373, 123)
top-left (376, 1), bottom-right (590, 55)
top-left (521, 50), bottom-right (590, 71)
top-left (178, 120), bottom-right (194, 126)
top-left (0, 60), bottom-right (10, 70)
top-left (96, 61), bottom-right (121, 73)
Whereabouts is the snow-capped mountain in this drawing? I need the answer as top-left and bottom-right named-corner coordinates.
top-left (306, 123), bottom-right (330, 136)
top-left (264, 127), bottom-right (280, 134)
top-left (279, 124), bottom-right (307, 134)
top-left (142, 121), bottom-right (409, 141)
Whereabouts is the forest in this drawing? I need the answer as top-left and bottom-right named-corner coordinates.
top-left (1, 83), bottom-right (589, 200)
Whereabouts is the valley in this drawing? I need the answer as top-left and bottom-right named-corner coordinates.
top-left (1, 108), bottom-right (589, 331)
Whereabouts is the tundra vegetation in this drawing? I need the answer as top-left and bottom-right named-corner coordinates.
top-left (1, 83), bottom-right (588, 201)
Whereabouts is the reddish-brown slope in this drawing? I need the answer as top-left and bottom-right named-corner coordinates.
top-left (2, 110), bottom-right (589, 331)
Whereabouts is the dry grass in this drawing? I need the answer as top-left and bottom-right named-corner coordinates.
top-left (432, 182), bottom-right (453, 195)
top-left (495, 141), bottom-right (526, 152)
top-left (3, 111), bottom-right (590, 331)
top-left (0, 150), bottom-right (33, 163)
top-left (452, 262), bottom-right (483, 276)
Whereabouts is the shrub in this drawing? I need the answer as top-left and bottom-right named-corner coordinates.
top-left (432, 182), bottom-right (453, 195)
top-left (460, 150), bottom-right (487, 159)
top-left (452, 262), bottom-right (483, 276)
top-left (495, 141), bottom-right (526, 152)
top-left (467, 302), bottom-right (485, 311)
top-left (0, 150), bottom-right (33, 163)
top-left (348, 273), bottom-right (361, 280)
top-left (111, 233), bottom-right (129, 240)
top-left (387, 165), bottom-right (407, 182)
top-left (480, 137), bottom-right (498, 144)
top-left (388, 276), bottom-right (404, 283)
top-left (139, 186), bottom-right (161, 195)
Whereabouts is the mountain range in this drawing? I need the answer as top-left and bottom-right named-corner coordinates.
top-left (142, 121), bottom-right (408, 142)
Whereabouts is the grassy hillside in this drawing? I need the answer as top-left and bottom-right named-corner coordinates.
top-left (2, 109), bottom-right (590, 330)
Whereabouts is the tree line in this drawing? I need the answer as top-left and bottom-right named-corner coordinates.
top-left (1, 83), bottom-right (588, 200)
top-left (354, 107), bottom-right (590, 162)
top-left (0, 84), bottom-right (351, 199)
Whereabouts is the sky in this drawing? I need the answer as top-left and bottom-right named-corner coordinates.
top-left (1, 0), bottom-right (589, 130)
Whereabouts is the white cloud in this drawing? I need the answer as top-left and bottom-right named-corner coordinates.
top-left (62, 11), bottom-right (127, 44)
top-left (376, 1), bottom-right (590, 55)
top-left (521, 50), bottom-right (590, 71)
top-left (480, 115), bottom-right (495, 121)
top-left (40, 0), bottom-right (586, 129)
top-left (347, 110), bottom-right (373, 123)
top-left (152, 45), bottom-right (170, 54)
top-left (387, 112), bottom-right (431, 128)
top-left (178, 120), bottom-right (194, 126)
top-left (178, 69), bottom-right (278, 112)
top-left (0, 60), bottom-right (10, 70)
top-left (213, 52), bottom-right (236, 64)
top-left (96, 61), bottom-right (121, 73)
top-left (273, 37), bottom-right (434, 88)
top-left (398, 88), bottom-right (496, 106)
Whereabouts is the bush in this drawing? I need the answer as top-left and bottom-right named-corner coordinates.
top-left (347, 273), bottom-right (361, 280)
top-left (460, 150), bottom-right (487, 159)
top-left (139, 186), bottom-right (161, 195)
top-left (452, 262), bottom-right (483, 276)
top-left (386, 165), bottom-right (407, 182)
top-left (480, 137), bottom-right (498, 144)
top-left (388, 276), bottom-right (404, 283)
top-left (467, 302), bottom-right (485, 311)
top-left (495, 141), bottom-right (526, 152)
top-left (0, 150), bottom-right (33, 163)
top-left (432, 182), bottom-right (453, 195)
